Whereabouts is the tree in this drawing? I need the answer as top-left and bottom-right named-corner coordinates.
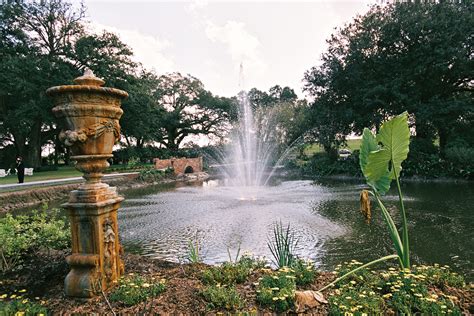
top-left (0, 1), bottom-right (84, 168)
top-left (304, 1), bottom-right (473, 154)
top-left (153, 73), bottom-right (234, 150)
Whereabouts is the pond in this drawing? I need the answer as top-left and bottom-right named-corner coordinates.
top-left (119, 178), bottom-right (473, 280)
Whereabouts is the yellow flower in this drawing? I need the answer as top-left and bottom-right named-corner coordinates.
top-left (382, 293), bottom-right (392, 299)
top-left (22, 299), bottom-right (28, 304)
top-left (272, 297), bottom-right (278, 301)
top-left (0, 294), bottom-right (7, 299)
top-left (14, 312), bottom-right (25, 316)
top-left (10, 294), bottom-right (17, 299)
top-left (18, 289), bottom-right (27, 293)
top-left (142, 283), bottom-right (151, 288)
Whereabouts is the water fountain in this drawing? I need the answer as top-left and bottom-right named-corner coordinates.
top-left (214, 64), bottom-right (302, 199)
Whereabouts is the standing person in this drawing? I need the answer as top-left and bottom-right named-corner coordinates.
top-left (16, 157), bottom-right (25, 184)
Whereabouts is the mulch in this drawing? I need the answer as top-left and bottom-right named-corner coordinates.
top-left (0, 251), bottom-right (335, 314)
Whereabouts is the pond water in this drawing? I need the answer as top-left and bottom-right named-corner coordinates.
top-left (119, 178), bottom-right (473, 279)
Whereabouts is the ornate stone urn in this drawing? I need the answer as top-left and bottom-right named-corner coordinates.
top-left (46, 69), bottom-right (128, 298)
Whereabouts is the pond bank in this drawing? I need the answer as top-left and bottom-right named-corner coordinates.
top-left (0, 172), bottom-right (209, 213)
top-left (0, 251), bottom-right (472, 314)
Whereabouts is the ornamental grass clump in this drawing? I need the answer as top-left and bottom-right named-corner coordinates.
top-left (267, 220), bottom-right (299, 269)
top-left (256, 268), bottom-right (296, 312)
top-left (109, 274), bottom-right (166, 306)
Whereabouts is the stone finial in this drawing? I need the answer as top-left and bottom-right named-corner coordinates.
top-left (73, 67), bottom-right (105, 87)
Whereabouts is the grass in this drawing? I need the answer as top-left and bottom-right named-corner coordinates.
top-left (0, 166), bottom-right (81, 185)
top-left (303, 138), bottom-right (362, 156)
top-left (0, 164), bottom-right (153, 185)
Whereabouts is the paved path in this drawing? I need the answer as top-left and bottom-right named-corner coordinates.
top-left (0, 172), bottom-right (138, 193)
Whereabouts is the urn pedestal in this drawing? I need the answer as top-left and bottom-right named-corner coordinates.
top-left (47, 70), bottom-right (128, 298)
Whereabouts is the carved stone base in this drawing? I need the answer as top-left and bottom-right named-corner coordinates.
top-left (63, 183), bottom-right (124, 298)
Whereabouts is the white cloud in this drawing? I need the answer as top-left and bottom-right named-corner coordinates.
top-left (88, 22), bottom-right (176, 74)
top-left (205, 20), bottom-right (266, 78)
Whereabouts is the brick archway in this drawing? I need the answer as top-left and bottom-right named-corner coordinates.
top-left (153, 157), bottom-right (203, 175)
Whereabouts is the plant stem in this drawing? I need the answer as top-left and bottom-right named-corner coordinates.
top-left (318, 254), bottom-right (399, 292)
top-left (393, 164), bottom-right (410, 269)
top-left (373, 192), bottom-right (404, 267)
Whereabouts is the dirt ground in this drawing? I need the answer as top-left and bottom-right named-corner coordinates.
top-left (0, 251), bottom-right (335, 314)
top-left (1, 251), bottom-right (472, 315)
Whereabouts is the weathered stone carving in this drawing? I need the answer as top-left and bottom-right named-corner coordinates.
top-left (59, 119), bottom-right (120, 146)
top-left (47, 69), bottom-right (128, 298)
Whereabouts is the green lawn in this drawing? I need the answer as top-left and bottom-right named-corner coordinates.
top-left (303, 138), bottom-right (362, 157)
top-left (0, 166), bottom-right (82, 185)
top-left (0, 163), bottom-right (153, 185)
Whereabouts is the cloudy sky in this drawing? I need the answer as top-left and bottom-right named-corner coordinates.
top-left (76, 0), bottom-right (377, 97)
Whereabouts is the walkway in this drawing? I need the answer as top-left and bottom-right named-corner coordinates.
top-left (0, 172), bottom-right (138, 193)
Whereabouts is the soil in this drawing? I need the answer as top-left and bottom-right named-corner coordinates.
top-left (1, 252), bottom-right (472, 315)
top-left (0, 251), bottom-right (335, 314)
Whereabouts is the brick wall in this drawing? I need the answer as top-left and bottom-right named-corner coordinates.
top-left (153, 157), bottom-right (203, 175)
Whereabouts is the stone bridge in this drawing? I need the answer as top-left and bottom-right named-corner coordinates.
top-left (153, 157), bottom-right (203, 175)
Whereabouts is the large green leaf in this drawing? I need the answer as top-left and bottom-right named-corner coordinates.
top-left (359, 128), bottom-right (391, 194)
top-left (365, 112), bottom-right (410, 184)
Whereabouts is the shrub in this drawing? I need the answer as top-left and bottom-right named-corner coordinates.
top-left (291, 258), bottom-right (318, 286)
top-left (328, 262), bottom-right (464, 315)
top-left (138, 168), bottom-right (169, 182)
top-left (0, 297), bottom-right (48, 316)
top-left (256, 268), bottom-right (296, 312)
top-left (109, 274), bottom-right (166, 306)
top-left (444, 146), bottom-right (474, 179)
top-left (0, 208), bottom-right (70, 272)
top-left (201, 255), bottom-right (264, 285)
top-left (200, 284), bottom-right (243, 311)
top-left (302, 152), bottom-right (361, 177)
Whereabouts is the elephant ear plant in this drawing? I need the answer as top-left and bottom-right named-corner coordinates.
top-left (319, 112), bottom-right (411, 292)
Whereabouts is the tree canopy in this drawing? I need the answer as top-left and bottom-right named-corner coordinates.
top-left (303, 1), bottom-right (473, 154)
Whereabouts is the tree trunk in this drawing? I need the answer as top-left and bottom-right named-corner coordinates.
top-left (26, 121), bottom-right (42, 168)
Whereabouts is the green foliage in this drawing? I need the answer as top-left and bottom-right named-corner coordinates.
top-left (359, 113), bottom-right (411, 269)
top-left (267, 221), bottom-right (298, 268)
top-left (138, 168), bottom-right (170, 183)
top-left (304, 1), bottom-right (472, 161)
top-left (0, 208), bottom-right (70, 272)
top-left (109, 274), bottom-right (166, 306)
top-left (0, 297), bottom-right (48, 316)
top-left (186, 236), bottom-right (201, 264)
top-left (360, 112), bottom-right (410, 195)
top-left (200, 284), bottom-right (244, 311)
top-left (256, 268), bottom-right (296, 312)
top-left (290, 258), bottom-right (318, 286)
top-left (328, 262), bottom-right (464, 315)
top-left (302, 151), bottom-right (362, 177)
top-left (444, 146), bottom-right (474, 180)
top-left (201, 255), bottom-right (264, 285)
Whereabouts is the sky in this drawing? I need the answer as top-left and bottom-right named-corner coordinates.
top-left (74, 0), bottom-right (377, 98)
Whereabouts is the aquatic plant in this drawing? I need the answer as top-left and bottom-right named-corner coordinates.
top-left (267, 221), bottom-right (299, 268)
top-left (186, 234), bottom-right (201, 263)
top-left (319, 112), bottom-right (411, 292)
top-left (359, 111), bottom-right (411, 268)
